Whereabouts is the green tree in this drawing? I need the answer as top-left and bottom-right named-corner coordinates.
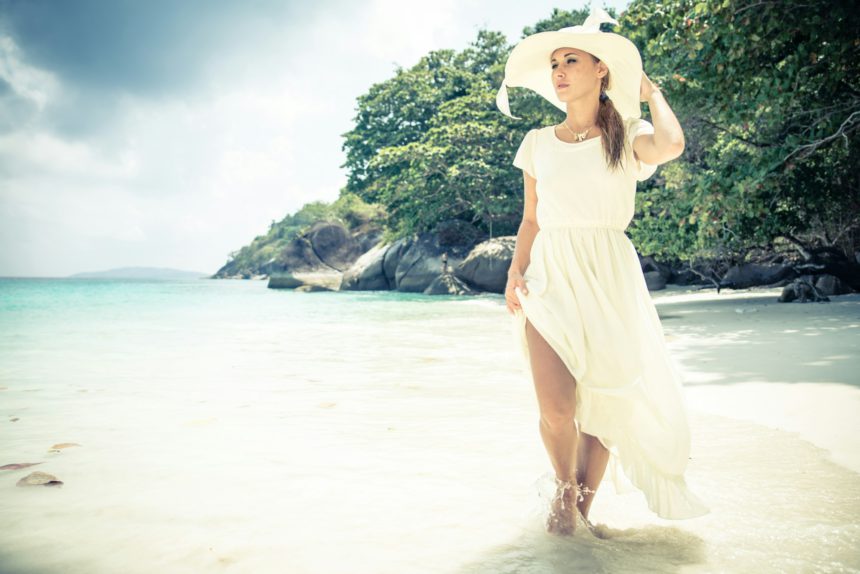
top-left (620, 0), bottom-right (859, 263)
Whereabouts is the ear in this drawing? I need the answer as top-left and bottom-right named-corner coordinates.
top-left (596, 60), bottom-right (609, 79)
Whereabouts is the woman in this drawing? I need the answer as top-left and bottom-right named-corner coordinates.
top-left (496, 7), bottom-right (710, 536)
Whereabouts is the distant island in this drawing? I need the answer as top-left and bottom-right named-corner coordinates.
top-left (68, 267), bottom-right (210, 280)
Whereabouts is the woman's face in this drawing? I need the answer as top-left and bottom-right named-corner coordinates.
top-left (550, 47), bottom-right (606, 104)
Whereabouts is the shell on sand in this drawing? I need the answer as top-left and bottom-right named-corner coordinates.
top-left (16, 471), bottom-right (64, 487)
top-left (0, 462), bottom-right (44, 471)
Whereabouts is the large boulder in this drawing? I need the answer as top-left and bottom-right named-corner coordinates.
top-left (720, 263), bottom-right (796, 289)
top-left (815, 274), bottom-right (853, 296)
top-left (395, 232), bottom-right (474, 292)
top-left (269, 221), bottom-right (372, 290)
top-left (340, 242), bottom-right (391, 291)
top-left (643, 271), bottom-right (667, 291)
top-left (305, 221), bottom-right (365, 271)
top-left (382, 238), bottom-right (411, 288)
top-left (268, 270), bottom-right (342, 290)
top-left (275, 221), bottom-right (365, 273)
top-left (454, 237), bottom-right (515, 294)
top-left (639, 255), bottom-right (673, 283)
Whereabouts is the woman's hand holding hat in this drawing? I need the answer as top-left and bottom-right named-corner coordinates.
top-left (639, 71), bottom-right (661, 102)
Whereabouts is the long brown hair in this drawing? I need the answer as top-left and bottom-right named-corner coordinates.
top-left (591, 55), bottom-right (625, 172)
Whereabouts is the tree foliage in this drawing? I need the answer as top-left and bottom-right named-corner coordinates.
top-left (228, 0), bottom-right (856, 277)
top-left (622, 0), bottom-right (859, 263)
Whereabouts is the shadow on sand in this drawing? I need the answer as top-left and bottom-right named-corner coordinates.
top-left (454, 519), bottom-right (707, 574)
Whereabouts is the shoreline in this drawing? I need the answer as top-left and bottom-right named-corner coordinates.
top-left (651, 286), bottom-right (860, 475)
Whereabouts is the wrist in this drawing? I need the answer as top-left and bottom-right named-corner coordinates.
top-left (647, 87), bottom-right (663, 100)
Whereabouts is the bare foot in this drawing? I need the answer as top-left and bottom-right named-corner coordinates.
top-left (546, 479), bottom-right (578, 536)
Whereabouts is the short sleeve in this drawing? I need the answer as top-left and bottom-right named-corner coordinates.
top-left (513, 129), bottom-right (537, 179)
top-left (628, 118), bottom-right (658, 181)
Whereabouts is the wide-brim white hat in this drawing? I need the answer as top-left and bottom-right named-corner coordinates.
top-left (496, 5), bottom-right (643, 120)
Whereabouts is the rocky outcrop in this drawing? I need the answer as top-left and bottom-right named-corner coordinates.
top-left (340, 242), bottom-right (391, 291)
top-left (815, 274), bottom-right (852, 296)
top-left (778, 277), bottom-right (830, 303)
top-left (454, 237), bottom-right (515, 294)
top-left (268, 270), bottom-right (343, 290)
top-left (268, 222), bottom-right (377, 290)
top-left (424, 274), bottom-right (477, 295)
top-left (342, 230), bottom-right (480, 294)
top-left (643, 271), bottom-right (667, 291)
top-left (383, 238), bottom-right (411, 289)
top-left (394, 232), bottom-right (474, 293)
top-left (719, 263), bottom-right (797, 289)
top-left (276, 221), bottom-right (364, 273)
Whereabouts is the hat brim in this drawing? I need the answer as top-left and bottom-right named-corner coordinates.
top-left (501, 31), bottom-right (643, 120)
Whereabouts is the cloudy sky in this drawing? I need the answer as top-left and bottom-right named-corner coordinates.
top-left (0, 0), bottom-right (629, 278)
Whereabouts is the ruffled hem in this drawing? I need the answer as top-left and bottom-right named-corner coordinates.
top-left (614, 443), bottom-right (711, 519)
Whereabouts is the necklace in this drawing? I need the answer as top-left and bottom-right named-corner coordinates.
top-left (561, 119), bottom-right (593, 143)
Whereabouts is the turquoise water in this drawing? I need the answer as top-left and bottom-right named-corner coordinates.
top-left (1, 278), bottom-right (859, 573)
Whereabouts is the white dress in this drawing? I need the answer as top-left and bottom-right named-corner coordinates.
top-left (510, 117), bottom-right (710, 519)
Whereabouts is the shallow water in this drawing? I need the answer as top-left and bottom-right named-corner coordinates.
top-left (1, 278), bottom-right (858, 573)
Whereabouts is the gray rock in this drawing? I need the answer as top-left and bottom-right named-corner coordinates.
top-left (815, 274), bottom-right (852, 296)
top-left (16, 471), bottom-right (63, 487)
top-left (643, 270), bottom-right (667, 291)
top-left (382, 238), bottom-right (411, 288)
top-left (424, 274), bottom-right (477, 295)
top-left (395, 232), bottom-right (472, 292)
top-left (778, 278), bottom-right (830, 303)
top-left (454, 237), bottom-right (515, 294)
top-left (721, 263), bottom-right (796, 289)
top-left (639, 255), bottom-right (673, 282)
top-left (275, 221), bottom-right (364, 274)
top-left (341, 242), bottom-right (391, 291)
top-left (306, 221), bottom-right (364, 271)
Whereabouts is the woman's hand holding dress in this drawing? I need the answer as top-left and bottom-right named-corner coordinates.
top-left (505, 270), bottom-right (529, 315)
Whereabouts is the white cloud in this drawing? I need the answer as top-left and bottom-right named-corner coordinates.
top-left (1, 0), bottom-right (632, 277)
top-left (0, 35), bottom-right (59, 111)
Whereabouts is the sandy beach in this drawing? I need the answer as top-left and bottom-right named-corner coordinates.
top-left (1, 280), bottom-right (858, 573)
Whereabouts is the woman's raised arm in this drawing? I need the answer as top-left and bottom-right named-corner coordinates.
top-left (632, 72), bottom-right (685, 165)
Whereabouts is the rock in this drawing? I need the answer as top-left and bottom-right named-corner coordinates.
top-left (294, 284), bottom-right (335, 292)
top-left (268, 270), bottom-right (342, 290)
top-left (341, 242), bottom-right (391, 291)
top-left (815, 274), bottom-right (852, 296)
top-left (395, 232), bottom-right (474, 292)
top-left (639, 255), bottom-right (673, 283)
top-left (778, 278), bottom-right (830, 303)
top-left (382, 238), bottom-right (411, 288)
top-left (1, 462), bottom-right (44, 471)
top-left (721, 263), bottom-right (796, 289)
top-left (306, 221), bottom-right (365, 271)
top-left (16, 471), bottom-right (63, 487)
top-left (643, 270), bottom-right (667, 291)
top-left (454, 237), bottom-right (515, 294)
top-left (424, 274), bottom-right (477, 295)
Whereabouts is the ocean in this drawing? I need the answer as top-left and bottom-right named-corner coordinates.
top-left (1, 277), bottom-right (858, 573)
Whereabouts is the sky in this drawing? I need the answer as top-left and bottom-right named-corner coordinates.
top-left (0, 0), bottom-right (629, 277)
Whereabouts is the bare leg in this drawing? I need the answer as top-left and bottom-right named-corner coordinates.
top-left (524, 318), bottom-right (579, 534)
top-left (575, 432), bottom-right (610, 520)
